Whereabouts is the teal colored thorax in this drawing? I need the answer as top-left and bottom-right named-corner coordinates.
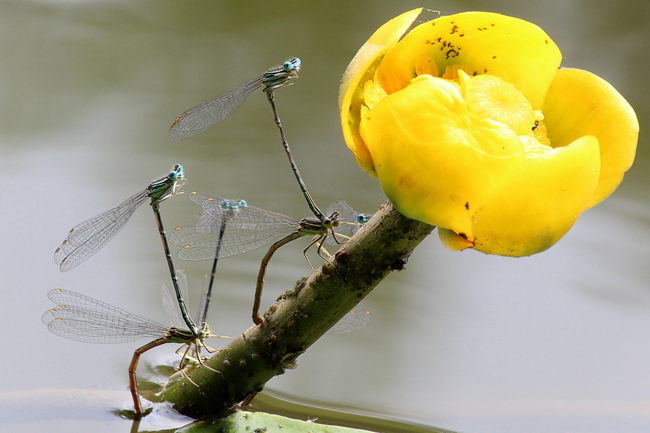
top-left (149, 164), bottom-right (185, 205)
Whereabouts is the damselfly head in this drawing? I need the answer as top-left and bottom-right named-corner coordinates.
top-left (220, 199), bottom-right (248, 210)
top-left (324, 211), bottom-right (341, 228)
top-left (356, 213), bottom-right (371, 224)
top-left (284, 57), bottom-right (301, 72)
top-left (170, 164), bottom-right (184, 181)
top-left (198, 322), bottom-right (211, 337)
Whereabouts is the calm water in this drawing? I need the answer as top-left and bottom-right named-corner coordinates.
top-left (1, 1), bottom-right (649, 432)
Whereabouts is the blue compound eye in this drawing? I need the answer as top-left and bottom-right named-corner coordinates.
top-left (170, 164), bottom-right (183, 179)
top-left (238, 200), bottom-right (248, 207)
top-left (283, 61), bottom-right (292, 72)
top-left (357, 214), bottom-right (371, 224)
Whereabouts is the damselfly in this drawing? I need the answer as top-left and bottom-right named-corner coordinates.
top-left (41, 289), bottom-right (229, 417)
top-left (54, 164), bottom-right (198, 335)
top-left (169, 58), bottom-right (300, 141)
top-left (168, 58), bottom-right (326, 221)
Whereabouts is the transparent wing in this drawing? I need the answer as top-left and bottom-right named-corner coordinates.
top-left (42, 289), bottom-right (168, 344)
top-left (326, 201), bottom-right (372, 245)
top-left (171, 224), bottom-right (298, 261)
top-left (195, 211), bottom-right (219, 232)
top-left (197, 273), bottom-right (211, 326)
top-left (170, 192), bottom-right (299, 261)
top-left (162, 269), bottom-right (191, 329)
top-left (169, 76), bottom-right (263, 141)
top-left (54, 189), bottom-right (149, 272)
top-left (328, 309), bottom-right (371, 334)
top-left (188, 191), bottom-right (297, 229)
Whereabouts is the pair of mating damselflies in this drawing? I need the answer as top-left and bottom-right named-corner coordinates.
top-left (167, 57), bottom-right (373, 323)
top-left (48, 165), bottom-right (238, 417)
top-left (169, 57), bottom-right (329, 224)
top-left (49, 164), bottom-right (213, 417)
top-left (169, 191), bottom-right (370, 324)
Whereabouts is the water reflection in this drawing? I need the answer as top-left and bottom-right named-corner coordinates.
top-left (1, 1), bottom-right (648, 433)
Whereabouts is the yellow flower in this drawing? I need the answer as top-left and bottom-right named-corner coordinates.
top-left (339, 9), bottom-right (638, 256)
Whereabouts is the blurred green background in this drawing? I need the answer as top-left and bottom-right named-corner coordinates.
top-left (1, 1), bottom-right (648, 432)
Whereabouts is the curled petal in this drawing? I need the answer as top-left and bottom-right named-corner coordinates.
top-left (339, 8), bottom-right (422, 176)
top-left (543, 68), bottom-right (638, 208)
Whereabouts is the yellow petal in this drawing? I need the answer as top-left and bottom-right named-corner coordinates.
top-left (438, 228), bottom-right (474, 251)
top-left (359, 75), bottom-right (524, 234)
top-left (375, 12), bottom-right (562, 109)
top-left (543, 68), bottom-right (639, 208)
top-left (467, 135), bottom-right (601, 256)
top-left (339, 8), bottom-right (422, 176)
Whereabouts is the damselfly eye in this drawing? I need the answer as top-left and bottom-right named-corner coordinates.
top-left (283, 61), bottom-right (292, 72)
top-left (357, 214), bottom-right (371, 224)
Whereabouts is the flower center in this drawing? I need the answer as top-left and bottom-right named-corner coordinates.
top-left (453, 68), bottom-right (552, 156)
top-left (461, 72), bottom-right (534, 136)
top-left (361, 67), bottom-right (553, 158)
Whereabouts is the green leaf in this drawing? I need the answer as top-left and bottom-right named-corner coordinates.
top-left (183, 411), bottom-right (378, 433)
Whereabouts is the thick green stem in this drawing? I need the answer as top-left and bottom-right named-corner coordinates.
top-left (158, 200), bottom-right (435, 418)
